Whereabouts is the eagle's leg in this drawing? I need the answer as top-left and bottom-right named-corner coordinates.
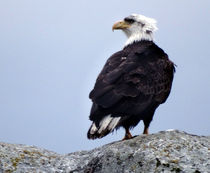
top-left (143, 126), bottom-right (149, 134)
top-left (122, 128), bottom-right (133, 140)
top-left (143, 120), bottom-right (150, 135)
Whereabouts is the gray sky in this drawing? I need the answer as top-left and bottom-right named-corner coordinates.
top-left (0, 0), bottom-right (210, 154)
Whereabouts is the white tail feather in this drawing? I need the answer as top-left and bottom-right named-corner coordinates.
top-left (89, 115), bottom-right (121, 137)
top-left (89, 122), bottom-right (98, 134)
top-left (99, 115), bottom-right (120, 133)
top-left (107, 117), bottom-right (121, 131)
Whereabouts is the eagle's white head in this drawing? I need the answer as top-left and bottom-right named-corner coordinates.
top-left (112, 14), bottom-right (158, 46)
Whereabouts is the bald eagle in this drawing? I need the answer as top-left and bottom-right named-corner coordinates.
top-left (87, 14), bottom-right (175, 140)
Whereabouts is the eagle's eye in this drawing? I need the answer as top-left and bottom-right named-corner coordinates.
top-left (124, 17), bottom-right (135, 24)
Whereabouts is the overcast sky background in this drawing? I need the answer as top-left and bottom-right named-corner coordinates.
top-left (0, 0), bottom-right (210, 154)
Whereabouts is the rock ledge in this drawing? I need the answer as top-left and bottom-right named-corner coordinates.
top-left (0, 130), bottom-right (209, 173)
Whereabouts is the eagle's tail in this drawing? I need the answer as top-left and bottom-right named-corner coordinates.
top-left (87, 115), bottom-right (121, 139)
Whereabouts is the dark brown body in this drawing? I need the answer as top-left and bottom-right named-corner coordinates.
top-left (88, 40), bottom-right (175, 139)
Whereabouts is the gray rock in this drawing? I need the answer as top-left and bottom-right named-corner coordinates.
top-left (0, 130), bottom-right (209, 173)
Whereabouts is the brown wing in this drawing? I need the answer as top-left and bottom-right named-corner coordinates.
top-left (89, 43), bottom-right (175, 118)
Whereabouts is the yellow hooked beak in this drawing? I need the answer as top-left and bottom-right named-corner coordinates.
top-left (112, 20), bottom-right (131, 31)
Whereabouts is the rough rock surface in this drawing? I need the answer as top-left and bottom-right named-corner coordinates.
top-left (0, 130), bottom-right (209, 173)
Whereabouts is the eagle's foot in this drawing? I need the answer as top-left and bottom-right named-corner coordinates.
top-left (143, 127), bottom-right (149, 135)
top-left (122, 128), bottom-right (133, 140)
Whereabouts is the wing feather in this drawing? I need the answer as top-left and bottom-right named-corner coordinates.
top-left (89, 43), bottom-right (175, 116)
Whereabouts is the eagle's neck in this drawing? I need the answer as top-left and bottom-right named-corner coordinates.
top-left (123, 40), bottom-right (154, 51)
top-left (124, 32), bottom-right (154, 47)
